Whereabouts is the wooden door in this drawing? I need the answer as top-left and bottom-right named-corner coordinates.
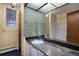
top-left (67, 10), bottom-right (79, 44)
top-left (0, 6), bottom-right (18, 50)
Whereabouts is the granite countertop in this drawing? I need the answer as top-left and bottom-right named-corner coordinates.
top-left (26, 39), bottom-right (79, 56)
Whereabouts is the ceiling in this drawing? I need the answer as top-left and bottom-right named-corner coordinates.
top-left (24, 3), bottom-right (67, 14)
top-left (51, 3), bottom-right (79, 15)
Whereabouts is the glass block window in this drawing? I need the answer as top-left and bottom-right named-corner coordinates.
top-left (6, 8), bottom-right (16, 26)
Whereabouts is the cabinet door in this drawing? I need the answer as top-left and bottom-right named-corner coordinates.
top-left (28, 45), bottom-right (38, 56)
top-left (28, 44), bottom-right (45, 56)
top-left (37, 50), bottom-right (45, 56)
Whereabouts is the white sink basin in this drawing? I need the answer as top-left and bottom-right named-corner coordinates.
top-left (31, 39), bottom-right (44, 44)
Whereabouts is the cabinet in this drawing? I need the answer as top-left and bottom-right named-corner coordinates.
top-left (26, 42), bottom-right (45, 56)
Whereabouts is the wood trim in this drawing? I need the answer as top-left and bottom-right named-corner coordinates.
top-left (0, 46), bottom-right (18, 54)
top-left (18, 11), bottom-right (21, 55)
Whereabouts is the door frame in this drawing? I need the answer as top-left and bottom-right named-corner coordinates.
top-left (18, 4), bottom-right (24, 56)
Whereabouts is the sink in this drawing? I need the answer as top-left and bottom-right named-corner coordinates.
top-left (31, 39), bottom-right (44, 44)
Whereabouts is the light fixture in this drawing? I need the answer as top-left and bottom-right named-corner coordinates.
top-left (46, 14), bottom-right (48, 17)
top-left (39, 3), bottom-right (56, 13)
top-left (10, 3), bottom-right (16, 8)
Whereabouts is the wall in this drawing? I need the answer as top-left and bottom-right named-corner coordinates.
top-left (50, 4), bottom-right (79, 41)
top-left (55, 13), bottom-right (67, 41)
top-left (45, 13), bottom-right (67, 41)
top-left (45, 15), bottom-right (49, 38)
top-left (50, 14), bottom-right (57, 38)
top-left (45, 13), bottom-right (57, 39)
top-left (24, 7), bottom-right (45, 37)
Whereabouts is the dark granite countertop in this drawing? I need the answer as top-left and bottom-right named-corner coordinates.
top-left (26, 38), bottom-right (79, 56)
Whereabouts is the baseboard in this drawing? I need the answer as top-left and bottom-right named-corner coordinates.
top-left (0, 46), bottom-right (18, 54)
